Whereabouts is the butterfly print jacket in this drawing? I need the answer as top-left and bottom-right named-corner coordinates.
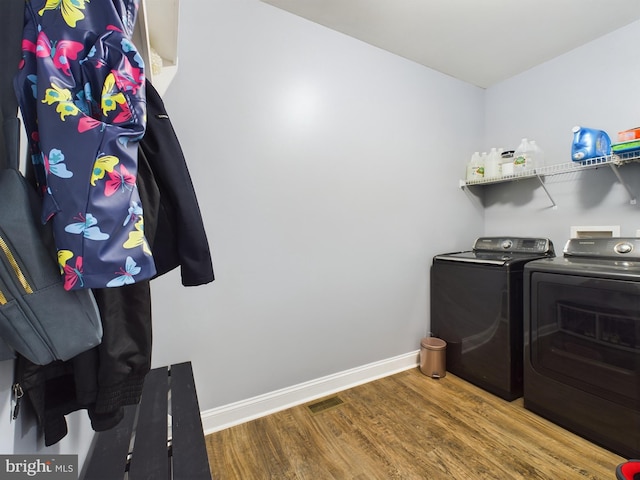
top-left (14, 0), bottom-right (156, 290)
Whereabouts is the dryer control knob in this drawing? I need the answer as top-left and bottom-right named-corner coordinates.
top-left (615, 242), bottom-right (633, 254)
top-left (501, 240), bottom-right (512, 249)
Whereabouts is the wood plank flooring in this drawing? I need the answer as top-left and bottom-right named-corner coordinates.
top-left (205, 368), bottom-right (626, 479)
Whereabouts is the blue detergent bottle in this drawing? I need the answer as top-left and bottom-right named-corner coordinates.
top-left (571, 126), bottom-right (611, 163)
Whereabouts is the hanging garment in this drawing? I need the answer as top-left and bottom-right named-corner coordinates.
top-left (14, 0), bottom-right (156, 291)
top-left (14, 279), bottom-right (153, 446)
top-left (139, 80), bottom-right (214, 285)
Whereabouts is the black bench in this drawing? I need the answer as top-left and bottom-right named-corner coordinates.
top-left (81, 362), bottom-right (212, 480)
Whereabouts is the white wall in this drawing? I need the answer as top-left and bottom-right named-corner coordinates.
top-left (151, 0), bottom-right (484, 411)
top-left (482, 20), bottom-right (640, 246)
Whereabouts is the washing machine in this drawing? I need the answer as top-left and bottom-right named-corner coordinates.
top-left (430, 237), bottom-right (555, 401)
top-left (524, 237), bottom-right (640, 458)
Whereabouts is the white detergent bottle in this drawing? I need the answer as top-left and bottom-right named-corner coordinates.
top-left (484, 148), bottom-right (501, 179)
top-left (466, 152), bottom-right (482, 181)
top-left (513, 138), bottom-right (533, 174)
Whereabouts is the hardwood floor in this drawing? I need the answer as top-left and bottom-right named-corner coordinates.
top-left (205, 368), bottom-right (626, 479)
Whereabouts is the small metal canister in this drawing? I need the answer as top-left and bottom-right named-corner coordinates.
top-left (419, 337), bottom-right (447, 378)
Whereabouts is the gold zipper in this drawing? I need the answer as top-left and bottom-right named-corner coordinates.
top-left (0, 235), bottom-right (33, 298)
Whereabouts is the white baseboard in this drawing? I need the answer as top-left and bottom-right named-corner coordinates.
top-left (201, 350), bottom-right (420, 434)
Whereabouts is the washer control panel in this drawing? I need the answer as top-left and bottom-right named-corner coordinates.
top-left (473, 237), bottom-right (554, 255)
top-left (565, 238), bottom-right (640, 259)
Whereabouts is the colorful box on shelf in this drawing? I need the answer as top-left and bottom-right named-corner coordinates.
top-left (612, 139), bottom-right (640, 154)
top-left (617, 127), bottom-right (640, 142)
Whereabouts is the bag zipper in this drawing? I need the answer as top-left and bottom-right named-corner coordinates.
top-left (0, 230), bottom-right (57, 362)
top-left (11, 383), bottom-right (24, 420)
top-left (0, 235), bottom-right (33, 297)
top-left (0, 231), bottom-right (34, 304)
top-left (12, 383), bottom-right (23, 420)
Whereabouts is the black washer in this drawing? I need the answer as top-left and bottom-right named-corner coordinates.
top-left (430, 237), bottom-right (554, 400)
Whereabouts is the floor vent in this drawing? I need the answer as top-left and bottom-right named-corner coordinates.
top-left (307, 396), bottom-right (344, 415)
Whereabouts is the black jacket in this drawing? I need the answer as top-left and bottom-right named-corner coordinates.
top-left (140, 80), bottom-right (215, 285)
top-left (16, 280), bottom-right (152, 446)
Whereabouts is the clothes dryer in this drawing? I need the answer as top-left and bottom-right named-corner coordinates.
top-left (524, 238), bottom-right (640, 458)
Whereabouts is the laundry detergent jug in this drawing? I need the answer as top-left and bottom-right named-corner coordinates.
top-left (571, 126), bottom-right (611, 163)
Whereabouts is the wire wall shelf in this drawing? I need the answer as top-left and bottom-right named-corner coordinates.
top-left (459, 150), bottom-right (640, 208)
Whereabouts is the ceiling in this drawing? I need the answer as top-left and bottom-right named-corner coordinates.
top-left (260, 0), bottom-right (640, 88)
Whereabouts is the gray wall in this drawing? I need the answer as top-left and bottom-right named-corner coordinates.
top-left (481, 20), bottom-right (640, 246)
top-left (151, 0), bottom-right (484, 409)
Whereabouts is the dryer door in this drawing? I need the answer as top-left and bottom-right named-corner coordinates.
top-left (529, 271), bottom-right (640, 407)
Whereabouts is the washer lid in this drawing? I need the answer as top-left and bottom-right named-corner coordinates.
top-left (434, 236), bottom-right (555, 266)
top-left (433, 250), bottom-right (550, 266)
top-left (433, 251), bottom-right (510, 266)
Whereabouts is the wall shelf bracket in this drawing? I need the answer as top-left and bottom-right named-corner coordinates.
top-left (608, 163), bottom-right (637, 205)
top-left (535, 172), bottom-right (557, 209)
